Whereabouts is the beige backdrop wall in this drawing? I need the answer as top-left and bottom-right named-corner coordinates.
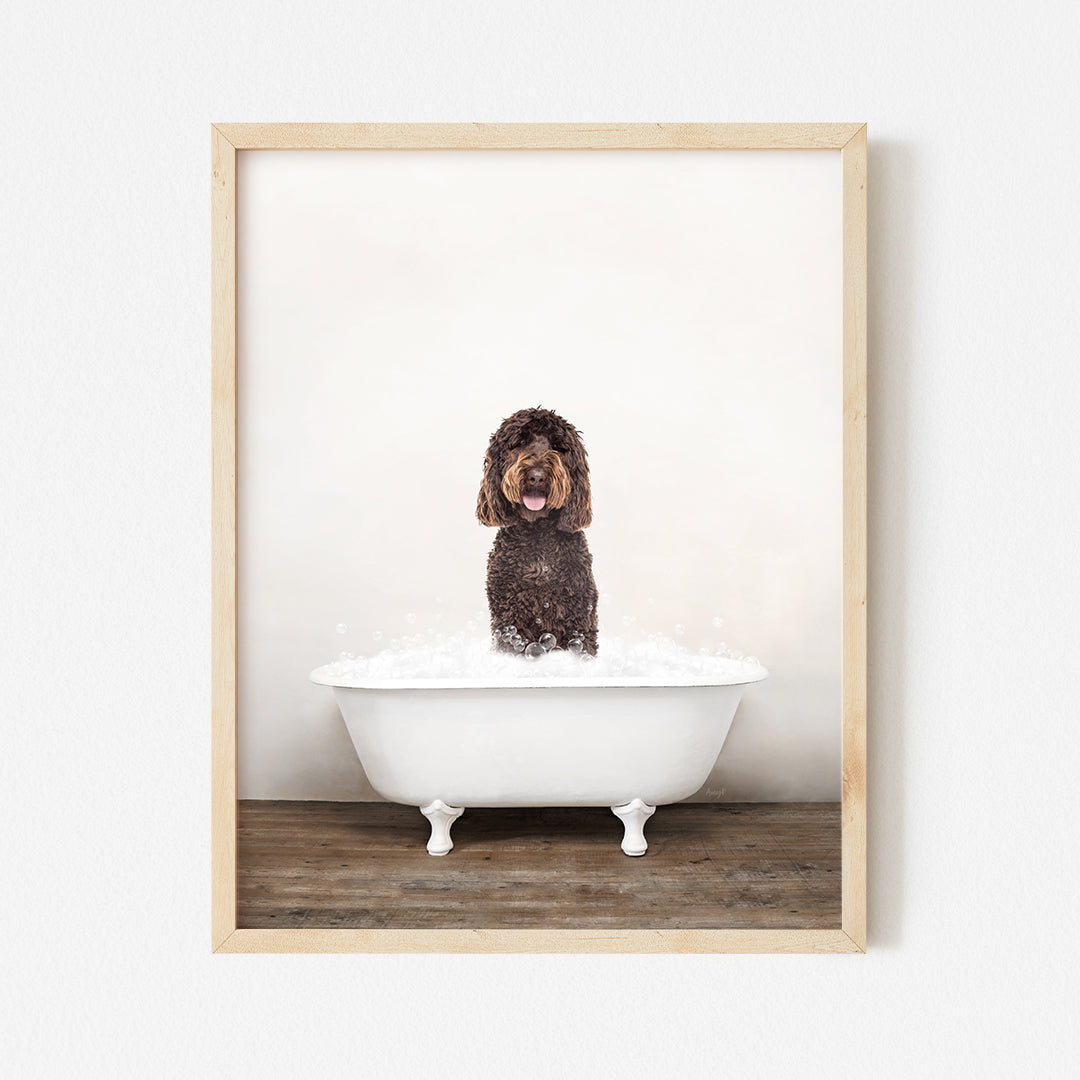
top-left (237, 148), bottom-right (842, 800)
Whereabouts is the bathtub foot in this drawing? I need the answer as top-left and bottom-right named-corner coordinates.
top-left (611, 799), bottom-right (656, 856)
top-left (420, 800), bottom-right (464, 856)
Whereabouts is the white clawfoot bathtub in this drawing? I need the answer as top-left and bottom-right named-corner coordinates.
top-left (310, 670), bottom-right (767, 856)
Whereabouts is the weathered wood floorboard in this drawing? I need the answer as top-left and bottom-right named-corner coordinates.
top-left (238, 801), bottom-right (841, 930)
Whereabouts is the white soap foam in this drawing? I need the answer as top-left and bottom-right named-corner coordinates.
top-left (313, 632), bottom-right (766, 685)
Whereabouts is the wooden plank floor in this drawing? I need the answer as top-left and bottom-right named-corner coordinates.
top-left (238, 801), bottom-right (841, 930)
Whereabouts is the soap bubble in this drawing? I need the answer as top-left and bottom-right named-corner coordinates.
top-left (543, 601), bottom-right (550, 609)
top-left (712, 616), bottom-right (724, 628)
top-left (313, 630), bottom-right (766, 683)
top-left (335, 623), bottom-right (347, 634)
top-left (405, 613), bottom-right (416, 624)
top-left (534, 617), bottom-right (542, 625)
top-left (372, 630), bottom-right (383, 641)
top-left (674, 624), bottom-right (685, 636)
top-left (539, 633), bottom-right (557, 651)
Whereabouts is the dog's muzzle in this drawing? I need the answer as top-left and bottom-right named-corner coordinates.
top-left (522, 467), bottom-right (547, 510)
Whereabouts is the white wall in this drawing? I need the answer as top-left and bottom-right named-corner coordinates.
top-left (237, 149), bottom-right (842, 801)
top-left (3, 2), bottom-right (1077, 1078)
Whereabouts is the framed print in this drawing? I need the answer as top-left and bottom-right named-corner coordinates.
top-left (212, 123), bottom-right (867, 953)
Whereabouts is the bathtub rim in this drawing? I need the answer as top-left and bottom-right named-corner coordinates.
top-left (309, 665), bottom-right (769, 691)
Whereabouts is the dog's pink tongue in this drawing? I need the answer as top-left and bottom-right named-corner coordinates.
top-left (523, 493), bottom-right (547, 511)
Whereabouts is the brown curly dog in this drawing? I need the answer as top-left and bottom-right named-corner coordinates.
top-left (476, 407), bottom-right (599, 656)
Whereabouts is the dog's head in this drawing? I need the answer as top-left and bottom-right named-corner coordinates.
top-left (476, 407), bottom-right (592, 531)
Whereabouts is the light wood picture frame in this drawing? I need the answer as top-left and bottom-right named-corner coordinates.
top-left (211, 122), bottom-right (867, 954)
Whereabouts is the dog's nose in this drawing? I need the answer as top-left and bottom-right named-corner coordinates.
top-left (527, 468), bottom-right (546, 486)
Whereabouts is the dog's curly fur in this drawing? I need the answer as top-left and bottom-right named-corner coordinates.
top-left (477, 407), bottom-right (599, 655)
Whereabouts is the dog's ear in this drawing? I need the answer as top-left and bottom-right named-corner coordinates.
top-left (555, 435), bottom-right (592, 531)
top-left (477, 448), bottom-right (513, 527)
